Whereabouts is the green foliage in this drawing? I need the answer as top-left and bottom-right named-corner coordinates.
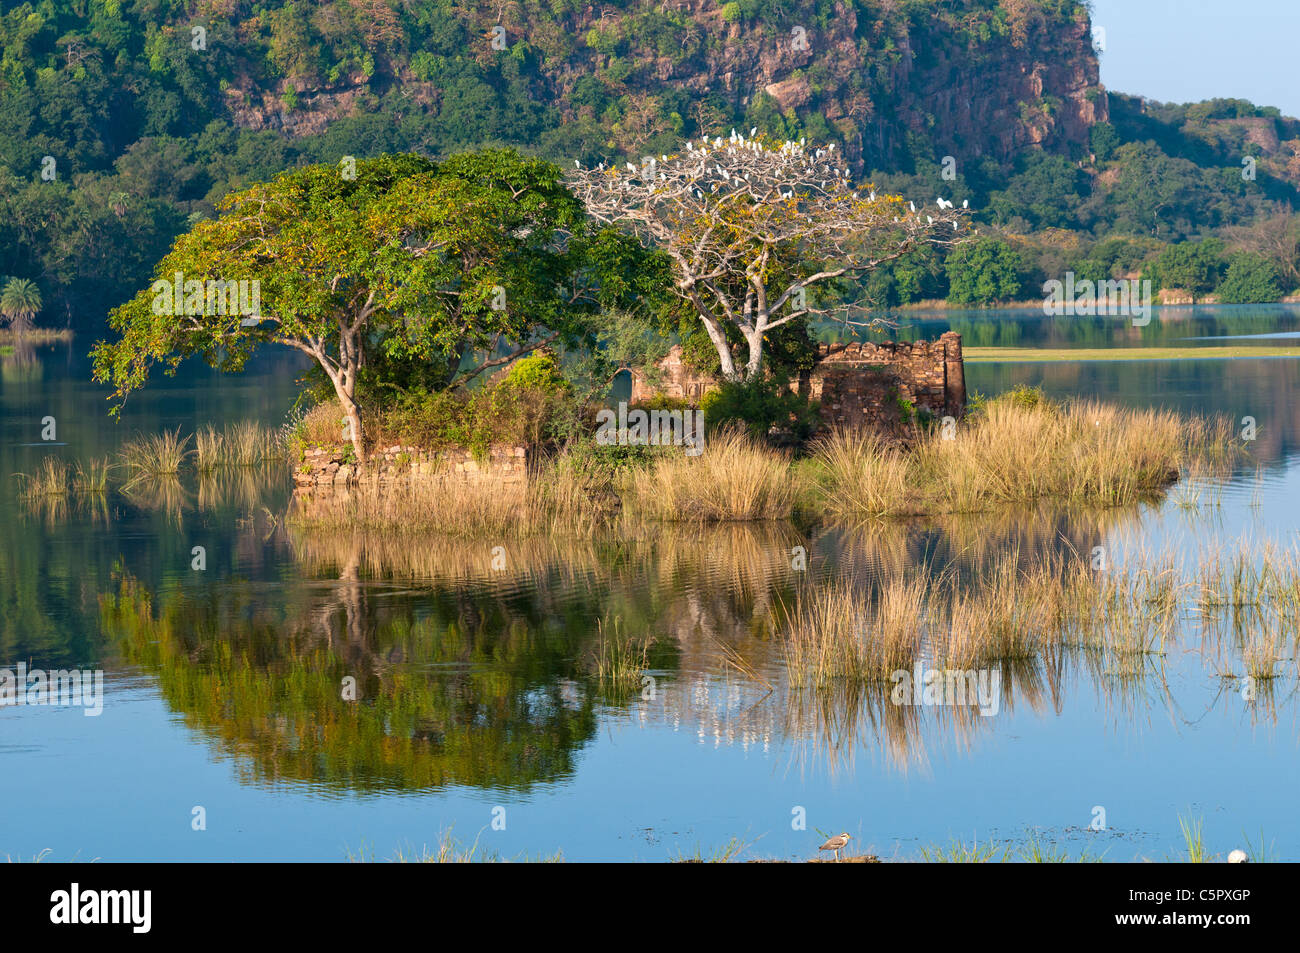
top-left (1153, 238), bottom-right (1226, 299)
top-left (987, 153), bottom-right (1090, 230)
top-left (375, 374), bottom-right (580, 458)
top-left (1215, 252), bottom-right (1284, 304)
top-left (2, 0), bottom-right (1296, 332)
top-left (90, 149), bottom-right (634, 460)
top-left (0, 275), bottom-right (42, 330)
top-left (863, 246), bottom-right (945, 306)
top-left (503, 351), bottom-right (570, 392)
top-left (945, 238), bottom-right (1023, 305)
top-left (699, 375), bottom-right (820, 444)
top-left (1001, 384), bottom-right (1049, 411)
top-left (890, 390), bottom-right (918, 424)
top-left (1089, 121), bottom-right (1119, 162)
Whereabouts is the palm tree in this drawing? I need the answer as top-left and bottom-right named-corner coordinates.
top-left (1, 277), bottom-right (42, 335)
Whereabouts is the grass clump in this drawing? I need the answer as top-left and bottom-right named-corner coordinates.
top-left (196, 422), bottom-right (282, 470)
top-left (809, 390), bottom-right (1233, 518)
top-left (347, 829), bottom-right (563, 864)
top-left (15, 457), bottom-right (69, 499)
top-left (72, 457), bottom-right (112, 494)
top-left (591, 619), bottom-right (651, 693)
top-left (1178, 814), bottom-right (1208, 863)
top-left (782, 578), bottom-right (927, 686)
top-left (622, 426), bottom-right (800, 521)
top-left (670, 838), bottom-right (751, 863)
top-left (918, 837), bottom-right (1008, 863)
top-left (119, 428), bottom-right (190, 485)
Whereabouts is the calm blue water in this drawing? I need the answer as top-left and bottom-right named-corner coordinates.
top-left (2, 308), bottom-right (1299, 862)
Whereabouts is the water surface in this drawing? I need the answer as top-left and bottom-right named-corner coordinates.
top-left (3, 311), bottom-right (1300, 862)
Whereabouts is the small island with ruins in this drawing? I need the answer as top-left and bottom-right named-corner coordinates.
top-left (87, 147), bottom-right (1231, 535)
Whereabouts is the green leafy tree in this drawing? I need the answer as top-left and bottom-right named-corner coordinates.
top-left (987, 153), bottom-right (1089, 230)
top-left (91, 151), bottom-right (619, 460)
top-left (1154, 238), bottom-right (1225, 301)
top-left (1215, 252), bottom-right (1284, 304)
top-left (945, 238), bottom-right (1023, 305)
top-left (1089, 122), bottom-right (1119, 162)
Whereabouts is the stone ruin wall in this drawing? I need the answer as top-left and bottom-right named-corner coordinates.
top-left (799, 331), bottom-right (966, 429)
top-left (630, 332), bottom-right (966, 431)
top-left (290, 334), bottom-right (965, 502)
top-left (293, 444), bottom-right (529, 492)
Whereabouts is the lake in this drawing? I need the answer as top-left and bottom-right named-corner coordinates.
top-left (3, 305), bottom-right (1299, 862)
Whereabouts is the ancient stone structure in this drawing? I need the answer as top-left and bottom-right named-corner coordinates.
top-left (796, 331), bottom-right (966, 429)
top-left (628, 332), bottom-right (966, 431)
top-left (628, 347), bottom-right (716, 404)
top-left (293, 444), bottom-right (529, 492)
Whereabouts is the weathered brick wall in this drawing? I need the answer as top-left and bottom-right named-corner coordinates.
top-left (629, 332), bottom-right (966, 430)
top-left (799, 331), bottom-right (966, 429)
top-left (293, 444), bottom-right (529, 491)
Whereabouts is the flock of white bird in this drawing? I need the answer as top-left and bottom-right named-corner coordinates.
top-left (573, 131), bottom-right (973, 227)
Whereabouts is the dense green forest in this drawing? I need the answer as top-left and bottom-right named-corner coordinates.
top-left (1, 0), bottom-right (1298, 329)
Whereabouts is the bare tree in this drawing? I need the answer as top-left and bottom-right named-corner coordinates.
top-left (569, 132), bottom-right (967, 381)
top-left (1225, 211), bottom-right (1300, 290)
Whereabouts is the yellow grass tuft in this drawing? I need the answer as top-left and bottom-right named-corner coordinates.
top-left (622, 426), bottom-right (800, 521)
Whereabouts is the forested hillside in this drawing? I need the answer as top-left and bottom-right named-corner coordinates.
top-left (1, 0), bottom-right (1298, 327)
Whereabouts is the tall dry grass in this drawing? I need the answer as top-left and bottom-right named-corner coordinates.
top-left (810, 395), bottom-right (1233, 518)
top-left (289, 400), bottom-right (346, 452)
top-left (119, 428), bottom-right (191, 485)
top-left (72, 457), bottom-right (112, 494)
top-left (782, 578), bottom-right (928, 686)
top-left (196, 422), bottom-right (283, 470)
top-left (780, 547), bottom-right (1196, 689)
top-left (16, 457), bottom-right (69, 499)
top-left (621, 427), bottom-right (800, 521)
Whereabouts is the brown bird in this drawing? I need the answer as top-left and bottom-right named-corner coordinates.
top-left (819, 833), bottom-right (851, 862)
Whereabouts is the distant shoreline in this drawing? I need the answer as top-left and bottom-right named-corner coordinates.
top-left (965, 344), bottom-right (1300, 363)
top-left (0, 328), bottom-right (73, 344)
top-left (894, 294), bottom-right (1300, 312)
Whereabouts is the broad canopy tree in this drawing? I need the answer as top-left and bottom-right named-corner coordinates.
top-left (569, 132), bottom-right (967, 382)
top-left (92, 150), bottom-right (653, 460)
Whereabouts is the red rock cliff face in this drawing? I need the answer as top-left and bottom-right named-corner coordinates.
top-left (583, 0), bottom-right (1109, 169)
top-left (876, 11), bottom-right (1107, 164)
top-left (226, 1), bottom-right (1106, 172)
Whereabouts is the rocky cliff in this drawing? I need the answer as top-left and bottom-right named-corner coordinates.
top-left (222, 0), bottom-right (1107, 171)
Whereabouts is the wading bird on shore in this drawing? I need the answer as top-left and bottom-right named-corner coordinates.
top-left (819, 833), bottom-right (851, 861)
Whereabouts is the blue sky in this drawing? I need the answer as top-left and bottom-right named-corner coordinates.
top-left (1090, 0), bottom-right (1299, 118)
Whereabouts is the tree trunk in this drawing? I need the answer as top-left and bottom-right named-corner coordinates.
top-left (323, 364), bottom-right (367, 461)
top-left (700, 314), bottom-right (740, 381)
top-left (339, 391), bottom-right (367, 462)
top-left (742, 327), bottom-right (765, 381)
